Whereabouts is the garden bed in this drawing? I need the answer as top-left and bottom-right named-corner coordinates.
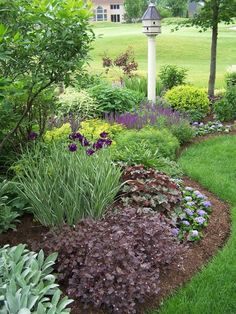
top-left (0, 177), bottom-right (230, 314)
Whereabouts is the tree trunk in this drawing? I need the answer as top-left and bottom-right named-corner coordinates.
top-left (208, 5), bottom-right (219, 97)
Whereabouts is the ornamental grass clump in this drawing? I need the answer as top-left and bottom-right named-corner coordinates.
top-left (14, 142), bottom-right (122, 226)
top-left (39, 208), bottom-right (184, 314)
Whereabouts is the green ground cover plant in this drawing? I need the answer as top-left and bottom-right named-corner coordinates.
top-left (150, 135), bottom-right (236, 314)
top-left (14, 142), bottom-right (122, 226)
top-left (0, 244), bottom-right (72, 313)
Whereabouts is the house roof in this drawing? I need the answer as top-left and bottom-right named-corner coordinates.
top-left (142, 4), bottom-right (161, 20)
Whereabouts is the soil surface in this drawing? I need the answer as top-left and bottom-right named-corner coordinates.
top-left (0, 177), bottom-right (231, 314)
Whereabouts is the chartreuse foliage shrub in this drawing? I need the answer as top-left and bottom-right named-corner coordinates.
top-left (214, 86), bottom-right (236, 121)
top-left (79, 119), bottom-right (124, 141)
top-left (56, 88), bottom-right (99, 120)
top-left (41, 208), bottom-right (183, 313)
top-left (88, 84), bottom-right (143, 113)
top-left (114, 127), bottom-right (180, 160)
top-left (0, 244), bottom-right (73, 314)
top-left (44, 123), bottom-right (71, 142)
top-left (44, 119), bottom-right (124, 143)
top-left (14, 142), bottom-right (122, 226)
top-left (164, 85), bottom-right (210, 121)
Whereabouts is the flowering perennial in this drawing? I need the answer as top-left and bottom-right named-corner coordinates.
top-left (68, 131), bottom-right (112, 155)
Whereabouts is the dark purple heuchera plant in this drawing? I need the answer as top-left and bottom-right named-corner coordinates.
top-left (68, 131), bottom-right (112, 156)
top-left (39, 208), bottom-right (184, 313)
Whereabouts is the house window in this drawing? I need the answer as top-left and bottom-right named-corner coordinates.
top-left (96, 6), bottom-right (107, 21)
top-left (111, 4), bottom-right (120, 10)
top-left (111, 14), bottom-right (120, 22)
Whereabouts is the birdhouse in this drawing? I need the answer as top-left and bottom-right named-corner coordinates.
top-left (142, 2), bottom-right (161, 36)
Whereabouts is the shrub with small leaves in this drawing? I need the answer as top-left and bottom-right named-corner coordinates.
top-left (39, 208), bottom-right (184, 314)
top-left (121, 165), bottom-right (182, 215)
top-left (164, 85), bottom-right (210, 121)
top-left (0, 244), bottom-right (73, 314)
top-left (159, 64), bottom-right (188, 90)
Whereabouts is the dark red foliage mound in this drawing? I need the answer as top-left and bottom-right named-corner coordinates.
top-left (40, 208), bottom-right (183, 314)
top-left (121, 165), bottom-right (182, 215)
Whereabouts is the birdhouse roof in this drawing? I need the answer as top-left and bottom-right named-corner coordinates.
top-left (142, 4), bottom-right (161, 21)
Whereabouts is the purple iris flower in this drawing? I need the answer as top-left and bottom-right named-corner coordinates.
top-left (185, 208), bottom-right (194, 216)
top-left (81, 138), bottom-right (90, 147)
top-left (68, 143), bottom-right (77, 152)
top-left (202, 201), bottom-right (212, 208)
top-left (171, 228), bottom-right (179, 236)
top-left (28, 131), bottom-right (38, 140)
top-left (197, 209), bottom-right (207, 216)
top-left (105, 139), bottom-right (112, 146)
top-left (195, 217), bottom-right (206, 225)
top-left (100, 131), bottom-right (109, 138)
top-left (69, 132), bottom-right (83, 141)
top-left (86, 148), bottom-right (95, 156)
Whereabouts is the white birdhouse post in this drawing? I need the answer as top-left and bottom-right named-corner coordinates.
top-left (142, 1), bottom-right (161, 103)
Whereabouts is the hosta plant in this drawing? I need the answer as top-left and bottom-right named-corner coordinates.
top-left (121, 165), bottom-right (182, 215)
top-left (39, 208), bottom-right (184, 313)
top-left (0, 244), bottom-right (73, 314)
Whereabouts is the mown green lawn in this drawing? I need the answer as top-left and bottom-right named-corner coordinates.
top-left (88, 21), bottom-right (236, 88)
top-left (149, 135), bottom-right (236, 314)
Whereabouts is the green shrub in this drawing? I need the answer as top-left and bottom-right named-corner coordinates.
top-left (169, 121), bottom-right (195, 144)
top-left (88, 84), bottom-right (143, 113)
top-left (164, 85), bottom-right (210, 121)
top-left (56, 88), bottom-right (99, 120)
top-left (214, 86), bottom-right (236, 121)
top-left (225, 71), bottom-right (236, 87)
top-left (112, 142), bottom-right (182, 177)
top-left (159, 65), bottom-right (188, 90)
top-left (114, 127), bottom-right (180, 160)
top-left (123, 76), bottom-right (163, 97)
top-left (0, 244), bottom-right (73, 313)
top-left (14, 143), bottom-right (122, 226)
top-left (0, 180), bottom-right (27, 233)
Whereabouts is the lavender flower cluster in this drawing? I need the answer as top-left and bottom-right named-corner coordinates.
top-left (68, 131), bottom-right (112, 156)
top-left (105, 103), bottom-right (188, 130)
top-left (171, 186), bottom-right (212, 242)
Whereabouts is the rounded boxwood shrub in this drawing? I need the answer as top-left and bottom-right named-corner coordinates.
top-left (114, 127), bottom-right (180, 159)
top-left (164, 85), bottom-right (210, 121)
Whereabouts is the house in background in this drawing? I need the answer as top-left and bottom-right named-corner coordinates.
top-left (91, 0), bottom-right (125, 23)
top-left (188, 1), bottom-right (204, 17)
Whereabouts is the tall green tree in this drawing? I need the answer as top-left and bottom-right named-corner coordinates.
top-left (124, 0), bottom-right (144, 21)
top-left (186, 0), bottom-right (236, 97)
top-left (159, 0), bottom-right (188, 17)
top-left (0, 0), bottom-right (94, 152)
